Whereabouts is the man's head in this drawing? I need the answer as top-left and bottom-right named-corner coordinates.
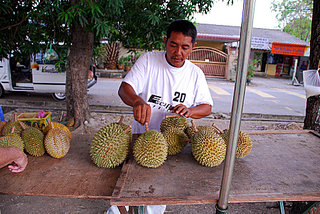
top-left (164, 20), bottom-right (197, 68)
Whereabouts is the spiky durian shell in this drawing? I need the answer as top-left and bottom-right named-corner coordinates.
top-left (43, 122), bottom-right (71, 140)
top-left (185, 125), bottom-right (218, 139)
top-left (162, 127), bottom-right (187, 155)
top-left (22, 127), bottom-right (45, 156)
top-left (0, 121), bottom-right (7, 136)
top-left (192, 130), bottom-right (226, 167)
top-left (110, 122), bottom-right (132, 142)
top-left (90, 123), bottom-right (130, 168)
top-left (0, 134), bottom-right (24, 151)
top-left (44, 128), bottom-right (70, 159)
top-left (221, 129), bottom-right (253, 158)
top-left (160, 116), bottom-right (188, 132)
top-left (2, 121), bottom-right (23, 136)
top-left (133, 130), bottom-right (168, 168)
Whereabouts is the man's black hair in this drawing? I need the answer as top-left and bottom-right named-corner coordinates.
top-left (166, 20), bottom-right (197, 44)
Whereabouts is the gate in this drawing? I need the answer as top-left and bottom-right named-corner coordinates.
top-left (188, 46), bottom-right (228, 78)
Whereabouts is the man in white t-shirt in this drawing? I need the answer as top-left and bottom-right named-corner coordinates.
top-left (112, 19), bottom-right (213, 214)
top-left (118, 19), bottom-right (213, 134)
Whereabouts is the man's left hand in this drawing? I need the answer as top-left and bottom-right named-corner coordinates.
top-left (171, 104), bottom-right (192, 118)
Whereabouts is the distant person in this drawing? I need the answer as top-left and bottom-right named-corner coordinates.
top-left (300, 61), bottom-right (307, 71)
top-left (0, 147), bottom-right (28, 173)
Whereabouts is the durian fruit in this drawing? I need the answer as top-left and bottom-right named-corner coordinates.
top-left (1, 113), bottom-right (23, 136)
top-left (162, 127), bottom-right (188, 155)
top-left (160, 115), bottom-right (188, 132)
top-left (185, 120), bottom-right (219, 139)
top-left (221, 129), bottom-right (252, 158)
top-left (191, 123), bottom-right (226, 167)
top-left (43, 121), bottom-right (71, 140)
top-left (0, 121), bottom-right (7, 136)
top-left (0, 127), bottom-right (24, 151)
top-left (19, 121), bottom-right (45, 157)
top-left (90, 123), bottom-right (131, 168)
top-left (133, 124), bottom-right (168, 168)
top-left (111, 116), bottom-right (132, 142)
top-left (44, 123), bottom-right (70, 159)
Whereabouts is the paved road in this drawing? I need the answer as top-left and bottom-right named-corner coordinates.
top-left (0, 76), bottom-right (307, 118)
top-left (88, 76), bottom-right (307, 117)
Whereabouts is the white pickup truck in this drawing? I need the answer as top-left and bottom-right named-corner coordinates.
top-left (0, 54), bottom-right (97, 100)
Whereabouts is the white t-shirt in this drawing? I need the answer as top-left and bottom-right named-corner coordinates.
top-left (123, 51), bottom-right (213, 134)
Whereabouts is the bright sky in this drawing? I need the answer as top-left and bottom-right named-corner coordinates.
top-left (194, 0), bottom-right (279, 29)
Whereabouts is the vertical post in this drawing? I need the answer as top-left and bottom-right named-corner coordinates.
top-left (216, 0), bottom-right (256, 213)
top-left (291, 58), bottom-right (298, 85)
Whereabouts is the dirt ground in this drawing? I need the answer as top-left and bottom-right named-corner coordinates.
top-left (0, 109), bottom-right (314, 214)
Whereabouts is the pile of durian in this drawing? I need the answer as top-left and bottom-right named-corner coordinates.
top-left (90, 115), bottom-right (253, 169)
top-left (0, 113), bottom-right (71, 159)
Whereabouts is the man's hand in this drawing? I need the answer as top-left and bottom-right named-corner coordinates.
top-left (133, 100), bottom-right (151, 125)
top-left (171, 104), bottom-right (192, 117)
top-left (171, 103), bottom-right (212, 119)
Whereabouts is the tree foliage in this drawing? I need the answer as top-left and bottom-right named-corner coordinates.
top-left (0, 0), bottom-right (216, 128)
top-left (271, 0), bottom-right (313, 42)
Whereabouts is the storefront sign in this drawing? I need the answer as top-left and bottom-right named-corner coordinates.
top-left (271, 42), bottom-right (306, 56)
top-left (251, 37), bottom-right (269, 50)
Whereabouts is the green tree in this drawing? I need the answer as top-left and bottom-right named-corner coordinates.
top-left (271, 0), bottom-right (313, 42)
top-left (0, 0), bottom-right (215, 130)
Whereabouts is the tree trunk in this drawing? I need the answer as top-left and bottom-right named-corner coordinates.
top-left (67, 24), bottom-right (94, 128)
top-left (304, 0), bottom-right (320, 131)
top-left (105, 42), bottom-right (119, 69)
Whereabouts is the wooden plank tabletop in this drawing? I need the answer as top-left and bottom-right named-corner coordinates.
top-left (0, 133), bottom-right (121, 199)
top-left (111, 131), bottom-right (320, 206)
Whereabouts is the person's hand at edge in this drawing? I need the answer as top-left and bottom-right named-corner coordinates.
top-left (0, 147), bottom-right (28, 173)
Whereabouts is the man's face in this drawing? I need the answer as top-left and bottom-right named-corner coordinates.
top-left (164, 31), bottom-right (196, 68)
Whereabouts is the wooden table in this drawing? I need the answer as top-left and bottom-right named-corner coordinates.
top-left (1, 130), bottom-right (319, 213)
top-left (0, 133), bottom-right (121, 199)
top-left (111, 130), bottom-right (320, 206)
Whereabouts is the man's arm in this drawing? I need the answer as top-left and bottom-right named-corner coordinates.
top-left (118, 82), bottom-right (151, 125)
top-left (0, 147), bottom-right (28, 173)
top-left (171, 103), bottom-right (212, 119)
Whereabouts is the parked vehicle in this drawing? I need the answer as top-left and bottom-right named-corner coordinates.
top-left (0, 53), bottom-right (97, 100)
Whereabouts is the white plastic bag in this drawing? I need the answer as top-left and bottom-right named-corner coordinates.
top-left (303, 69), bottom-right (320, 98)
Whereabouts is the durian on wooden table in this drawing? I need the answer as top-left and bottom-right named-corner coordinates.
top-left (111, 130), bottom-right (320, 207)
top-left (0, 129), bottom-right (319, 208)
top-left (0, 133), bottom-right (121, 199)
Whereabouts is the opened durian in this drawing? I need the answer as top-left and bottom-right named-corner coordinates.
top-left (221, 129), bottom-right (252, 158)
top-left (162, 127), bottom-right (187, 155)
top-left (0, 127), bottom-right (24, 151)
top-left (19, 121), bottom-right (45, 157)
top-left (44, 123), bottom-right (70, 159)
top-left (133, 124), bottom-right (168, 168)
top-left (90, 123), bottom-right (131, 168)
top-left (191, 122), bottom-right (226, 167)
top-left (160, 115), bottom-right (188, 132)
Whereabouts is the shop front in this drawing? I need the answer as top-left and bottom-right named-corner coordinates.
top-left (265, 42), bottom-right (309, 81)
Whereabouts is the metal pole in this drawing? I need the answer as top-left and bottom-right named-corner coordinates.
top-left (216, 0), bottom-right (256, 213)
top-left (291, 58), bottom-right (298, 85)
